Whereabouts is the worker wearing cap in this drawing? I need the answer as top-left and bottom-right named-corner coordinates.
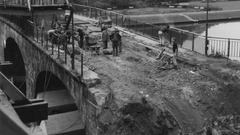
top-left (172, 37), bottom-right (178, 56)
top-left (102, 27), bottom-right (109, 49)
top-left (110, 28), bottom-right (121, 56)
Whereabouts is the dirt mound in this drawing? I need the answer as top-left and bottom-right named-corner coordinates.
top-left (98, 98), bottom-right (180, 135)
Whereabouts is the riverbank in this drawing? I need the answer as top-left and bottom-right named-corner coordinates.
top-left (75, 15), bottom-right (240, 135)
top-left (128, 10), bottom-right (240, 25)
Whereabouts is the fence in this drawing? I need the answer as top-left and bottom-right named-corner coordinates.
top-left (169, 27), bottom-right (240, 58)
top-left (0, 0), bottom-right (68, 7)
top-left (1, 14), bottom-right (81, 76)
top-left (73, 4), bottom-right (240, 59)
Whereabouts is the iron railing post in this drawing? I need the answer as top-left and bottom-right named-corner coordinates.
top-left (135, 20), bottom-right (138, 31)
top-left (81, 53), bottom-right (83, 79)
top-left (52, 42), bottom-right (54, 55)
top-left (169, 31), bottom-right (172, 44)
top-left (65, 40), bottom-right (67, 64)
top-left (71, 12), bottom-right (75, 70)
top-left (36, 26), bottom-right (39, 42)
top-left (227, 38), bottom-right (230, 58)
top-left (151, 25), bottom-right (154, 37)
top-left (89, 7), bottom-right (91, 18)
top-left (128, 18), bottom-right (130, 28)
top-left (180, 31), bottom-right (183, 48)
top-left (192, 34), bottom-right (195, 51)
top-left (115, 14), bottom-right (118, 26)
top-left (57, 40), bottom-right (60, 58)
top-left (95, 8), bottom-right (97, 19)
top-left (41, 28), bottom-right (44, 46)
top-left (46, 34), bottom-right (48, 50)
top-left (121, 15), bottom-right (124, 27)
top-left (205, 0), bottom-right (209, 56)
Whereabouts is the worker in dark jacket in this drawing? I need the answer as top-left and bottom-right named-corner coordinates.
top-left (110, 28), bottom-right (121, 56)
top-left (172, 38), bottom-right (178, 56)
top-left (77, 28), bottom-right (84, 49)
top-left (102, 28), bottom-right (109, 49)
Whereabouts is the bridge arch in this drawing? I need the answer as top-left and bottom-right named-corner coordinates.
top-left (35, 71), bottom-right (66, 96)
top-left (35, 71), bottom-right (85, 134)
top-left (3, 37), bottom-right (26, 94)
top-left (0, 16), bottom-right (90, 134)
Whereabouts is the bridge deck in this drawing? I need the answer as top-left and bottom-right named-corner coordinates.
top-left (64, 15), bottom-right (240, 134)
top-left (0, 0), bottom-right (69, 16)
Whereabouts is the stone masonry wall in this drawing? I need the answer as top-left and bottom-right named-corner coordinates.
top-left (0, 16), bottom-right (100, 135)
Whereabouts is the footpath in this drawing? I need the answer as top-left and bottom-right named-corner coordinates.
top-left (74, 14), bottom-right (240, 135)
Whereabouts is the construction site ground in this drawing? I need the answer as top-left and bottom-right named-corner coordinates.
top-left (73, 15), bottom-right (240, 135)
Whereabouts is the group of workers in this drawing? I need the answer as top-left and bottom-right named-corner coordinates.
top-left (158, 25), bottom-right (179, 56)
top-left (49, 16), bottom-right (180, 58)
top-left (76, 25), bottom-right (122, 57)
top-left (102, 27), bottom-right (122, 56)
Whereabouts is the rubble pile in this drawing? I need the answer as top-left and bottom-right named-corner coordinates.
top-left (155, 54), bottom-right (178, 70)
top-left (98, 97), bottom-right (180, 135)
top-left (200, 115), bottom-right (240, 135)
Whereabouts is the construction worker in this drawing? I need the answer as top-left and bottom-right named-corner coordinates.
top-left (110, 28), bottom-right (121, 56)
top-left (84, 26), bottom-right (89, 48)
top-left (102, 27), bottom-right (109, 49)
top-left (172, 37), bottom-right (178, 56)
top-left (118, 30), bottom-right (122, 53)
top-left (77, 28), bottom-right (84, 49)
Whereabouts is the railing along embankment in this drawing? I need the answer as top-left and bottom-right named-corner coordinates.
top-left (73, 4), bottom-right (240, 59)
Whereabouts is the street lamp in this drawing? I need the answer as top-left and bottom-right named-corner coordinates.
top-left (205, 0), bottom-right (209, 56)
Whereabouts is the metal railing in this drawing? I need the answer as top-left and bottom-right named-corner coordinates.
top-left (169, 27), bottom-right (240, 58)
top-left (0, 0), bottom-right (68, 7)
top-left (73, 4), bottom-right (240, 59)
top-left (1, 14), bottom-right (79, 74)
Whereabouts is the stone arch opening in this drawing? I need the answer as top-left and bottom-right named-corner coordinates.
top-left (3, 37), bottom-right (26, 95)
top-left (35, 71), bottom-right (66, 95)
top-left (35, 71), bottom-right (85, 135)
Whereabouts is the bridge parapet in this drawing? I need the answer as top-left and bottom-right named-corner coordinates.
top-left (73, 4), bottom-right (240, 59)
top-left (0, 0), bottom-right (69, 15)
top-left (0, 14), bottom-right (103, 135)
top-left (0, 0), bottom-right (68, 7)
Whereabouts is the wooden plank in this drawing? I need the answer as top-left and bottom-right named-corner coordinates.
top-left (0, 61), bottom-right (12, 66)
top-left (0, 72), bottom-right (29, 105)
top-left (37, 90), bottom-right (77, 115)
top-left (14, 101), bottom-right (48, 123)
top-left (37, 90), bottom-right (75, 109)
top-left (0, 90), bottom-right (29, 135)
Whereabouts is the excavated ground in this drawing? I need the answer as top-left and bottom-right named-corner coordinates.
top-left (75, 21), bottom-right (240, 135)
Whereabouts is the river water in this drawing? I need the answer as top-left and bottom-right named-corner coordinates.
top-left (177, 21), bottom-right (240, 60)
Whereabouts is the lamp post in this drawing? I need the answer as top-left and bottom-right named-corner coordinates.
top-left (205, 0), bottom-right (209, 56)
top-left (86, 0), bottom-right (89, 6)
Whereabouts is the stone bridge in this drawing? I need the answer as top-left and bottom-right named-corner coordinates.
top-left (0, 16), bottom-right (101, 135)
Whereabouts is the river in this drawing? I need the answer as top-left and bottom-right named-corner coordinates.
top-left (176, 21), bottom-right (240, 60)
